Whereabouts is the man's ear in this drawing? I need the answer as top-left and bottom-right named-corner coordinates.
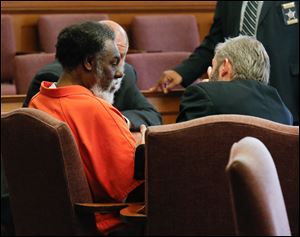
top-left (220, 58), bottom-right (232, 80)
top-left (82, 57), bottom-right (93, 72)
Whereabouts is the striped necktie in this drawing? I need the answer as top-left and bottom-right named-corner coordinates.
top-left (241, 1), bottom-right (259, 36)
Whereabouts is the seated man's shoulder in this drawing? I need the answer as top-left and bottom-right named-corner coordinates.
top-left (189, 79), bottom-right (244, 91)
top-left (33, 61), bottom-right (63, 84)
top-left (73, 95), bottom-right (125, 124)
top-left (184, 81), bottom-right (232, 98)
top-left (186, 81), bottom-right (215, 92)
top-left (81, 94), bottom-right (114, 110)
top-left (124, 63), bottom-right (136, 83)
top-left (37, 60), bottom-right (63, 77)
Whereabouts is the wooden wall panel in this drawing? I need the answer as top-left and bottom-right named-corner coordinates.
top-left (1, 1), bottom-right (216, 12)
top-left (1, 1), bottom-right (216, 53)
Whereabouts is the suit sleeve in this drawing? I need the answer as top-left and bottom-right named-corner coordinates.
top-left (121, 93), bottom-right (162, 131)
top-left (23, 61), bottom-right (62, 107)
top-left (23, 73), bottom-right (59, 107)
top-left (176, 84), bottom-right (214, 123)
top-left (115, 64), bottom-right (162, 131)
top-left (173, 1), bottom-right (226, 87)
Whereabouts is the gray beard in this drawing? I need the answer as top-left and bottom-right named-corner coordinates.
top-left (90, 77), bottom-right (123, 105)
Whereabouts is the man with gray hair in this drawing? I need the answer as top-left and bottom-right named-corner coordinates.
top-left (176, 35), bottom-right (293, 125)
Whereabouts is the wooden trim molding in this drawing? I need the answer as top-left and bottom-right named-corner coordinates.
top-left (1, 1), bottom-right (216, 52)
top-left (1, 1), bottom-right (216, 13)
top-left (1, 94), bottom-right (26, 113)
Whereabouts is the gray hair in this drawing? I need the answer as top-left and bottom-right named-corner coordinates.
top-left (214, 35), bottom-right (270, 84)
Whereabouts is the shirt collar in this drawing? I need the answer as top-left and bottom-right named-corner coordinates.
top-left (40, 81), bottom-right (93, 98)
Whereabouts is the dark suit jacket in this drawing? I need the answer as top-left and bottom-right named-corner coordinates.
top-left (177, 79), bottom-right (293, 125)
top-left (174, 1), bottom-right (299, 124)
top-left (23, 61), bottom-right (162, 131)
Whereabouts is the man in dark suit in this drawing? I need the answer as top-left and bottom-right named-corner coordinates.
top-left (176, 36), bottom-right (293, 125)
top-left (153, 1), bottom-right (299, 125)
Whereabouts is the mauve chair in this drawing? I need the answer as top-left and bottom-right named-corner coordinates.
top-left (13, 53), bottom-right (55, 94)
top-left (126, 52), bottom-right (190, 90)
top-left (121, 114), bottom-right (298, 235)
top-left (1, 108), bottom-right (131, 236)
top-left (131, 14), bottom-right (200, 52)
top-left (38, 14), bottom-right (109, 53)
top-left (227, 137), bottom-right (291, 236)
top-left (1, 15), bottom-right (16, 95)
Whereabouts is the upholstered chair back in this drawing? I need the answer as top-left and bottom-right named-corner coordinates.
top-left (227, 137), bottom-right (291, 236)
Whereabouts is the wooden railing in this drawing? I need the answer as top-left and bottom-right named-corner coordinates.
top-left (143, 89), bottom-right (183, 124)
top-left (1, 94), bottom-right (26, 113)
top-left (1, 89), bottom-right (184, 124)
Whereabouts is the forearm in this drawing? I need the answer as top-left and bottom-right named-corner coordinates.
top-left (174, 1), bottom-right (225, 87)
top-left (173, 47), bottom-right (214, 87)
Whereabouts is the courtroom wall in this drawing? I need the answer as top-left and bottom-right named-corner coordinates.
top-left (1, 1), bottom-right (216, 53)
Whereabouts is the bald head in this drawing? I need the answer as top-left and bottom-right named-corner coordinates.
top-left (99, 20), bottom-right (128, 54)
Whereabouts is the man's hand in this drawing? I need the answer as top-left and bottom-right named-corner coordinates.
top-left (149, 70), bottom-right (183, 94)
top-left (132, 124), bottom-right (147, 145)
top-left (139, 124), bottom-right (147, 144)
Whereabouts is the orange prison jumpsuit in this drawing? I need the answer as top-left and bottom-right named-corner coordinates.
top-left (29, 81), bottom-right (142, 234)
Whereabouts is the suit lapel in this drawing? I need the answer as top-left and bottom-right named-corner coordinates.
top-left (231, 1), bottom-right (243, 18)
top-left (258, 1), bottom-right (278, 25)
top-left (228, 1), bottom-right (243, 35)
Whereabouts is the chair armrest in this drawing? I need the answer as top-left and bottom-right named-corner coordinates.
top-left (74, 202), bottom-right (129, 214)
top-left (120, 203), bottom-right (147, 223)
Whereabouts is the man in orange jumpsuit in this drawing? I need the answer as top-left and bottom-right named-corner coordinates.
top-left (29, 21), bottom-right (145, 235)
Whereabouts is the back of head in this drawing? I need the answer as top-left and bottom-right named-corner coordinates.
top-left (214, 35), bottom-right (270, 84)
top-left (55, 21), bottom-right (115, 71)
top-left (99, 20), bottom-right (128, 52)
